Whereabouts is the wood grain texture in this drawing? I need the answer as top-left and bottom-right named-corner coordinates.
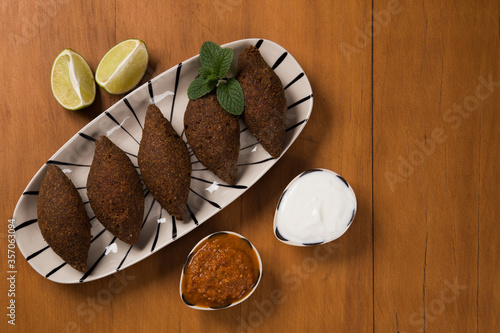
top-left (373, 0), bottom-right (499, 332)
top-left (0, 0), bottom-right (497, 332)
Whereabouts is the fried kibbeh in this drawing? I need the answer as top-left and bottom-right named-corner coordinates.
top-left (138, 104), bottom-right (191, 220)
top-left (87, 135), bottom-right (144, 245)
top-left (37, 165), bottom-right (91, 272)
top-left (236, 45), bottom-right (287, 158)
top-left (184, 91), bottom-right (240, 185)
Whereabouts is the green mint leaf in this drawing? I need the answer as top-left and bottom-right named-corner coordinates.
top-left (199, 41), bottom-right (221, 70)
top-left (204, 75), bottom-right (218, 84)
top-left (216, 78), bottom-right (244, 115)
top-left (214, 48), bottom-right (233, 78)
top-left (199, 65), bottom-right (215, 78)
top-left (188, 76), bottom-right (217, 100)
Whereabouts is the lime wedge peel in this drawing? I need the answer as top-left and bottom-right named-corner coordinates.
top-left (51, 49), bottom-right (96, 110)
top-left (95, 39), bottom-right (149, 95)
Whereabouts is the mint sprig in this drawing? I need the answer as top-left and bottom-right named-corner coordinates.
top-left (187, 41), bottom-right (244, 116)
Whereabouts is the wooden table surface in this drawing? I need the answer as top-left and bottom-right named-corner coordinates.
top-left (1, 0), bottom-right (499, 332)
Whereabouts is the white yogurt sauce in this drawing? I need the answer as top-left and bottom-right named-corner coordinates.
top-left (275, 169), bottom-right (356, 245)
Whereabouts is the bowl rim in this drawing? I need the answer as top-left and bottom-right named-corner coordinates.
top-left (179, 230), bottom-right (263, 310)
top-left (273, 168), bottom-right (357, 247)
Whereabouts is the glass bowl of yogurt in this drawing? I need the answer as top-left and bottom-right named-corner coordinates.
top-left (273, 169), bottom-right (357, 246)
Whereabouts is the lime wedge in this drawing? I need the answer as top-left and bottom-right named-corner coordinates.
top-left (95, 39), bottom-right (149, 95)
top-left (51, 49), bottom-right (96, 110)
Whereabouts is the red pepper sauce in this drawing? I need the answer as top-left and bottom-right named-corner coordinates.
top-left (181, 233), bottom-right (260, 308)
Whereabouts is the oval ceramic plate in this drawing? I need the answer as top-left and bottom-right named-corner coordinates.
top-left (12, 38), bottom-right (313, 283)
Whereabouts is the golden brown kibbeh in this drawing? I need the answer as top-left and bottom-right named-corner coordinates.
top-left (37, 165), bottom-right (91, 272)
top-left (87, 136), bottom-right (144, 245)
top-left (138, 104), bottom-right (191, 220)
top-left (236, 45), bottom-right (287, 158)
top-left (184, 91), bottom-right (240, 185)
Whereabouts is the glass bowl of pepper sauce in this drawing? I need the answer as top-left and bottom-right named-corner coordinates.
top-left (179, 231), bottom-right (262, 310)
